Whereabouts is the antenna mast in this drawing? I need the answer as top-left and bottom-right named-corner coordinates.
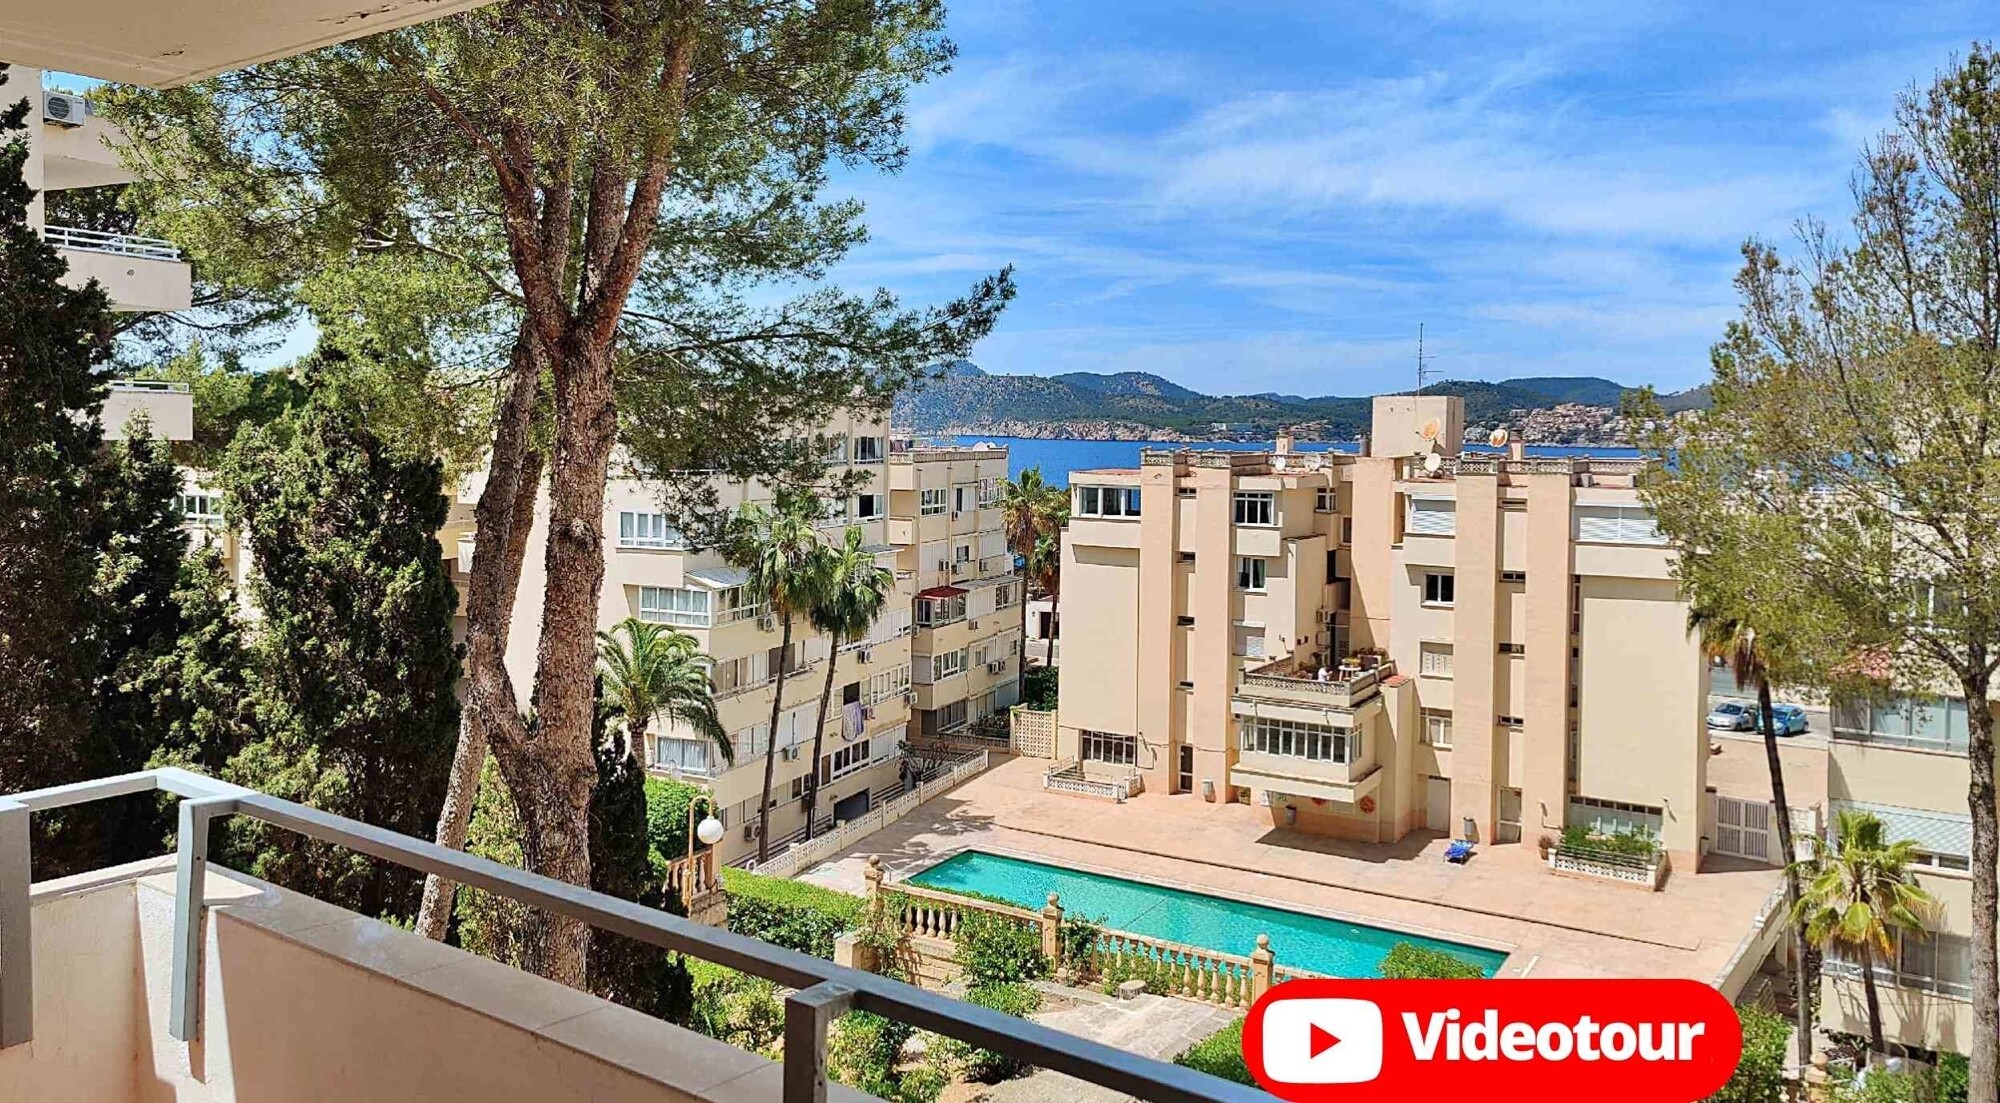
top-left (1415, 324), bottom-right (1438, 392)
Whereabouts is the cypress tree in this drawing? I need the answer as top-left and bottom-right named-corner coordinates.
top-left (0, 65), bottom-right (117, 873)
top-left (222, 366), bottom-right (461, 917)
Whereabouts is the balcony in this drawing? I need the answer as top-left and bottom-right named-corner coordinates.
top-left (40, 99), bottom-right (135, 189)
top-left (0, 768), bottom-right (1251, 1103)
top-left (48, 226), bottom-right (193, 312)
top-left (1234, 657), bottom-right (1390, 711)
top-left (102, 379), bottom-right (193, 441)
top-left (1229, 748), bottom-right (1381, 805)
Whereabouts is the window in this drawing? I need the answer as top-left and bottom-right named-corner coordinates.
top-left (1500, 570), bottom-right (1527, 584)
top-left (1832, 696), bottom-right (1972, 753)
top-left (1498, 642), bottom-right (1525, 656)
top-left (864, 664), bottom-right (911, 704)
top-left (977, 477), bottom-right (1000, 508)
top-left (1419, 642), bottom-right (1453, 677)
top-left (994, 583), bottom-right (1016, 607)
top-left (1178, 680), bottom-right (1195, 690)
top-left (1236, 557), bottom-right (1267, 591)
top-left (955, 485), bottom-right (970, 513)
top-left (921, 488), bottom-right (949, 516)
top-left (1422, 572), bottom-right (1455, 606)
top-left (922, 700), bottom-right (969, 736)
top-left (929, 649), bottom-right (967, 681)
top-left (823, 435), bottom-right (847, 463)
top-left (1177, 615), bottom-right (1196, 626)
top-left (619, 511), bottom-right (681, 549)
top-left (1341, 516), bottom-right (1354, 545)
top-left (854, 436), bottom-right (884, 463)
top-left (1423, 710), bottom-right (1453, 748)
top-left (178, 492), bottom-right (222, 523)
top-left (1912, 850), bottom-right (1974, 872)
top-left (822, 497), bottom-right (852, 525)
top-left (1498, 715), bottom-right (1523, 727)
top-left (1080, 730), bottom-right (1137, 765)
top-left (1240, 716), bottom-right (1352, 763)
top-left (1075, 485), bottom-right (1141, 518)
top-left (915, 594), bottom-right (966, 626)
top-left (820, 741), bottom-right (870, 783)
top-left (954, 543), bottom-right (972, 563)
top-left (1241, 630), bottom-right (1267, 659)
top-left (1573, 505), bottom-right (1667, 545)
top-left (1232, 491), bottom-right (1275, 526)
top-left (856, 493), bottom-right (884, 520)
top-left (1314, 487), bottom-right (1336, 513)
top-left (1827, 932), bottom-right (1973, 999)
top-left (1178, 551), bottom-right (1196, 564)
top-left (650, 736), bottom-right (711, 773)
top-left (638, 586), bottom-right (709, 627)
top-left (1406, 497), bottom-right (1456, 536)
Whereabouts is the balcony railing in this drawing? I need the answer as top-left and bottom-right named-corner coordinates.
top-left (0, 767), bottom-right (1257, 1103)
top-left (1238, 658), bottom-right (1390, 707)
top-left (45, 225), bottom-right (182, 261)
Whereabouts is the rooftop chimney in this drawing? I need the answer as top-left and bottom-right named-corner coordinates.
top-left (1275, 427), bottom-right (1295, 455)
top-left (1508, 439), bottom-right (1525, 462)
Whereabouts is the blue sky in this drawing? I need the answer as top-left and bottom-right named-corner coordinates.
top-left (824, 0), bottom-right (1994, 396)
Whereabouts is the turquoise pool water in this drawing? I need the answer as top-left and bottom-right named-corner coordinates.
top-left (907, 850), bottom-right (1507, 978)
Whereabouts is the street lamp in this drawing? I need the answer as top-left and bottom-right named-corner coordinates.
top-left (685, 791), bottom-right (725, 867)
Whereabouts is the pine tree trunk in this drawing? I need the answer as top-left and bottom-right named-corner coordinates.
top-left (506, 333), bottom-right (619, 988)
top-left (1757, 678), bottom-right (1814, 1065)
top-left (1961, 664), bottom-right (1996, 1101)
top-left (803, 642), bottom-right (840, 841)
top-left (416, 336), bottom-right (544, 941)
top-left (758, 617), bottom-right (794, 863)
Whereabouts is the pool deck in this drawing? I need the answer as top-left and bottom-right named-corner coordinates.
top-left (796, 756), bottom-right (1785, 986)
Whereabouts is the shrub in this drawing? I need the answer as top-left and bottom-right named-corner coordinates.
top-left (686, 965), bottom-right (784, 1056)
top-left (1175, 1018), bottom-right (1254, 1087)
top-left (953, 910), bottom-right (1049, 987)
top-left (1705, 1005), bottom-right (1788, 1103)
top-left (1059, 914), bottom-right (1104, 980)
top-left (1377, 941), bottom-right (1485, 980)
top-left (1022, 666), bottom-right (1058, 710)
top-left (829, 1010), bottom-right (942, 1103)
top-left (720, 867), bottom-right (864, 959)
top-left (940, 982), bottom-right (1043, 1082)
top-left (1559, 823), bottom-right (1660, 860)
top-left (1099, 950), bottom-right (1172, 996)
top-left (643, 775), bottom-right (705, 862)
top-left (1831, 1053), bottom-right (1971, 1103)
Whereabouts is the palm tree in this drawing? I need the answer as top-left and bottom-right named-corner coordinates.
top-left (801, 526), bottom-right (896, 841)
top-left (1791, 808), bottom-right (1940, 1058)
top-left (1027, 530), bottom-right (1061, 665)
top-left (595, 617), bottom-right (731, 771)
top-left (728, 490), bottom-right (827, 863)
top-left (999, 468), bottom-right (1055, 699)
top-left (1691, 607), bottom-right (1812, 1058)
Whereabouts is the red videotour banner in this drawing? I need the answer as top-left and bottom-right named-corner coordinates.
top-left (1240, 978), bottom-right (1743, 1102)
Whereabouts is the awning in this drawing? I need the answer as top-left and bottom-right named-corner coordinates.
top-left (1832, 799), bottom-right (1971, 859)
top-left (919, 585), bottom-right (967, 599)
top-left (685, 566), bottom-right (750, 590)
top-left (1229, 763), bottom-right (1382, 806)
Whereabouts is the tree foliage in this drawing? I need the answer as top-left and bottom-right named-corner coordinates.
top-left (221, 375), bottom-right (462, 917)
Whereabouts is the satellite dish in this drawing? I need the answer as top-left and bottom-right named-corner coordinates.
top-left (1422, 452), bottom-right (1443, 474)
top-left (1420, 419), bottom-right (1441, 442)
top-left (1489, 427), bottom-right (1510, 448)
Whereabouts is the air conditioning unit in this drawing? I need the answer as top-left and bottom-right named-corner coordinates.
top-left (742, 822), bottom-right (756, 841)
top-left (969, 619), bottom-right (981, 630)
top-left (780, 745), bottom-right (800, 761)
top-left (986, 661), bottom-right (1005, 674)
top-left (42, 92), bottom-right (87, 126)
top-left (904, 691), bottom-right (917, 704)
top-left (756, 614), bottom-right (775, 630)
top-left (936, 560), bottom-right (951, 572)
top-left (951, 510), bottom-right (962, 520)
top-left (863, 705), bottom-right (877, 720)
top-left (858, 647), bottom-right (873, 663)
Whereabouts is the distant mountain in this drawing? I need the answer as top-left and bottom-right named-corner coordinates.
top-left (894, 365), bottom-right (1696, 441)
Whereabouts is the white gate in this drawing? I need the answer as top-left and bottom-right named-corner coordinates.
top-left (1425, 777), bottom-right (1451, 832)
top-left (1714, 796), bottom-right (1773, 863)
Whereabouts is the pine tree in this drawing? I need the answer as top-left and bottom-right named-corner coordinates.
top-left (222, 366), bottom-right (462, 917)
top-left (140, 543), bottom-right (256, 779)
top-left (0, 65), bottom-right (117, 873)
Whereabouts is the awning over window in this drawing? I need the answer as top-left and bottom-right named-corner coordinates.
top-left (1832, 799), bottom-right (1972, 858)
top-left (685, 566), bottom-right (750, 590)
top-left (919, 585), bottom-right (967, 599)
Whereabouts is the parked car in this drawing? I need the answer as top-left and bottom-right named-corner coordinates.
top-left (1760, 703), bottom-right (1810, 736)
top-left (1706, 702), bottom-right (1755, 731)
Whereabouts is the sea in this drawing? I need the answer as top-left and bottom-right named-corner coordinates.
top-left (948, 436), bottom-right (1641, 487)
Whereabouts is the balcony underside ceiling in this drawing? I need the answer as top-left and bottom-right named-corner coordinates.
top-left (1230, 763), bottom-right (1382, 805)
top-left (3, 0), bottom-right (502, 88)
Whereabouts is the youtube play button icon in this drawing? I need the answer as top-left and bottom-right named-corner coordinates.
top-left (1258, 997), bottom-right (1384, 1085)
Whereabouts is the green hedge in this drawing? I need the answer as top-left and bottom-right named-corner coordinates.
top-left (1174, 1018), bottom-right (1253, 1086)
top-left (719, 867), bottom-right (864, 959)
top-left (1377, 941), bottom-right (1486, 979)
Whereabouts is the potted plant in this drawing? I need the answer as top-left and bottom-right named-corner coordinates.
top-left (1536, 834), bottom-right (1555, 860)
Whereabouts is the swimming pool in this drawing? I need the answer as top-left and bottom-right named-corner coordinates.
top-left (906, 850), bottom-right (1507, 978)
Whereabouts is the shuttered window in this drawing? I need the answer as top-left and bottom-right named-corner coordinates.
top-left (1406, 497), bottom-right (1457, 536)
top-left (1573, 505), bottom-right (1666, 545)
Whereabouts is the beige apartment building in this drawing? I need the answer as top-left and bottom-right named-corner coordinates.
top-left (1058, 394), bottom-right (1712, 868)
top-left (495, 430), bottom-right (1017, 866)
top-left (888, 442), bottom-right (1023, 744)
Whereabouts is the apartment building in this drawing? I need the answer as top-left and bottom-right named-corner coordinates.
top-left (1058, 394), bottom-right (1712, 868)
top-left (16, 75), bottom-right (195, 441)
top-left (888, 442), bottom-right (1023, 743)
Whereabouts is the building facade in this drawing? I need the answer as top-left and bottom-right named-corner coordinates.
top-left (888, 442), bottom-right (1022, 746)
top-left (497, 427), bottom-right (1016, 866)
top-left (1057, 394), bottom-right (1712, 868)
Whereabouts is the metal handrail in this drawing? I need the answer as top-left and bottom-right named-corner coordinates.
top-left (0, 767), bottom-right (1260, 1103)
top-left (44, 224), bottom-right (183, 261)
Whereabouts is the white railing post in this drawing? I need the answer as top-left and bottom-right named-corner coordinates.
top-left (0, 800), bottom-right (30, 1048)
top-left (169, 795), bottom-right (236, 1042)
